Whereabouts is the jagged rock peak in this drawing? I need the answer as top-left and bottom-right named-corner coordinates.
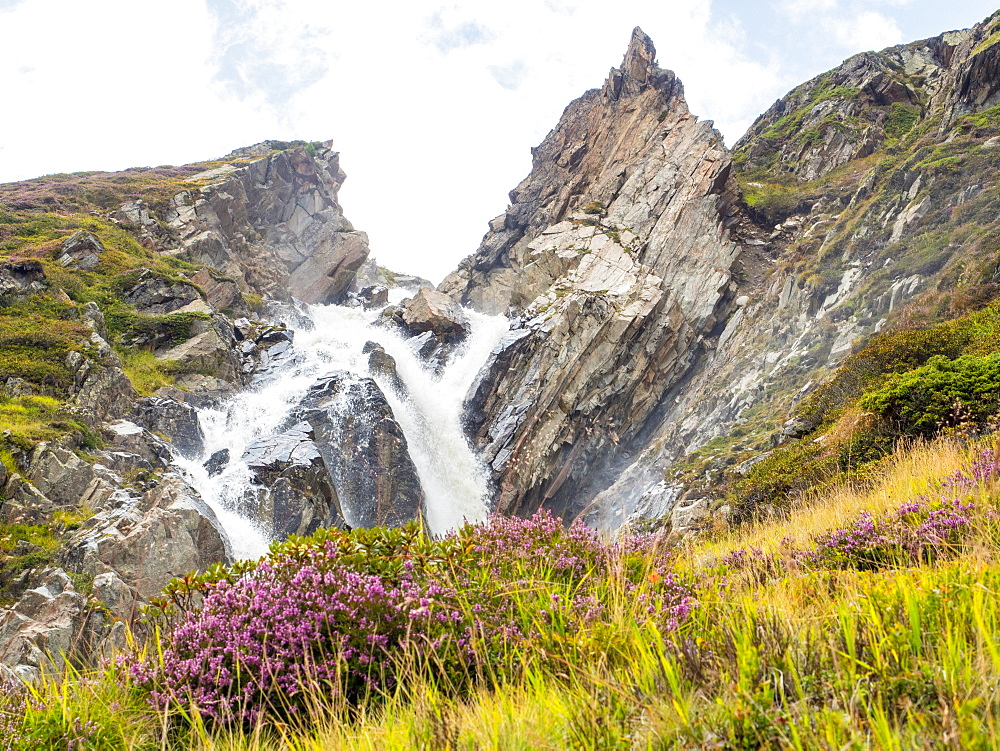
top-left (440, 27), bottom-right (742, 520)
top-left (439, 28), bottom-right (698, 315)
top-left (602, 27), bottom-right (680, 102)
top-left (604, 27), bottom-right (659, 98)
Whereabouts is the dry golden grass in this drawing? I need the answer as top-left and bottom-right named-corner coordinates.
top-left (698, 436), bottom-right (972, 561)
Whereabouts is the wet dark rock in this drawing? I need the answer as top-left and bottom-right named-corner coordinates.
top-left (204, 449), bottom-right (230, 477)
top-left (374, 303), bottom-right (406, 333)
top-left (298, 372), bottom-right (422, 528)
top-left (243, 423), bottom-right (344, 537)
top-left (359, 285), bottom-right (389, 309)
top-left (366, 345), bottom-right (405, 395)
top-left (243, 325), bottom-right (298, 384)
top-left (131, 397), bottom-right (205, 458)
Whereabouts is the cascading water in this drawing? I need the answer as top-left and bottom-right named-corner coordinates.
top-left (174, 299), bottom-right (510, 560)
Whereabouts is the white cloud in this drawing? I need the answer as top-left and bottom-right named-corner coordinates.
top-left (828, 10), bottom-right (905, 50)
top-left (777, 0), bottom-right (839, 22)
top-left (0, 0), bottom-right (927, 283)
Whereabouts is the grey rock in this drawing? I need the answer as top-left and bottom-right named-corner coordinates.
top-left (99, 421), bottom-right (171, 470)
top-left (165, 144), bottom-right (370, 304)
top-left (132, 397), bottom-right (205, 458)
top-left (190, 267), bottom-right (249, 316)
top-left (157, 375), bottom-right (236, 407)
top-left (243, 422), bottom-right (343, 538)
top-left (124, 275), bottom-right (201, 315)
top-left (66, 351), bottom-right (137, 424)
top-left (154, 314), bottom-right (242, 384)
top-left (358, 285), bottom-right (389, 309)
top-left (367, 345), bottom-right (405, 395)
top-left (671, 497), bottom-right (710, 534)
top-left (298, 372), bottom-right (423, 529)
top-left (57, 231), bottom-right (104, 271)
top-left (440, 28), bottom-right (742, 520)
top-left (0, 260), bottom-right (46, 301)
top-left (62, 474), bottom-right (232, 600)
top-left (92, 572), bottom-right (137, 623)
top-left (401, 288), bottom-right (470, 343)
top-left (26, 444), bottom-right (117, 509)
top-left (203, 449), bottom-right (230, 477)
top-left (0, 568), bottom-right (104, 681)
top-left (4, 377), bottom-right (32, 397)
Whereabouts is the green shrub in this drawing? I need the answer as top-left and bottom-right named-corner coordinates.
top-left (859, 353), bottom-right (1000, 435)
top-left (730, 441), bottom-right (837, 522)
top-left (883, 103), bottom-right (921, 138)
top-left (106, 310), bottom-right (210, 347)
top-left (798, 324), bottom-right (969, 430)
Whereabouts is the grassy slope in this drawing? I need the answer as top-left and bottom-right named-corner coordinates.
top-left (5, 435), bottom-right (1000, 749)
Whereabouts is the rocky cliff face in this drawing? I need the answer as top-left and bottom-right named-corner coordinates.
top-left (590, 11), bottom-right (1000, 528)
top-left (163, 141), bottom-right (369, 305)
top-left (441, 29), bottom-right (747, 519)
top-left (446, 13), bottom-right (1000, 528)
top-left (0, 140), bottom-right (387, 678)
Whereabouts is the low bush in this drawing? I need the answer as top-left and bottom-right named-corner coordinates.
top-left (860, 353), bottom-right (1000, 435)
top-left (133, 514), bottom-right (695, 728)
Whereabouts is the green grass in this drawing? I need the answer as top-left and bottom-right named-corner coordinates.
top-left (5, 438), bottom-right (1000, 748)
top-left (118, 348), bottom-right (176, 396)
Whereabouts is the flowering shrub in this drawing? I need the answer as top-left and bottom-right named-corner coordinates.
top-left (724, 449), bottom-right (1000, 574)
top-left (135, 512), bottom-right (696, 726)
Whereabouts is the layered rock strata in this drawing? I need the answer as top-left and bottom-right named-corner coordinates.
top-left (165, 142), bottom-right (370, 304)
top-left (441, 29), bottom-right (745, 519)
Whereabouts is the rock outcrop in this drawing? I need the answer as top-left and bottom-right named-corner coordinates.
top-left (62, 474), bottom-right (231, 600)
top-left (242, 422), bottom-right (344, 538)
top-left (587, 12), bottom-right (1000, 528)
top-left (298, 372), bottom-right (424, 528)
top-left (165, 142), bottom-right (370, 305)
top-left (441, 28), bottom-right (745, 519)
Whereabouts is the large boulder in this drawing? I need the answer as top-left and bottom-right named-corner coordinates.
top-left (190, 268), bottom-right (249, 316)
top-left (401, 288), bottom-right (470, 343)
top-left (154, 315), bottom-right (242, 383)
top-left (65, 351), bottom-right (136, 424)
top-left (61, 474), bottom-right (232, 600)
top-left (131, 397), bottom-right (205, 458)
top-left (98, 420), bottom-right (172, 471)
top-left (123, 275), bottom-right (201, 315)
top-left (57, 231), bottom-right (104, 271)
top-left (242, 422), bottom-right (344, 537)
top-left (297, 372), bottom-right (423, 528)
top-left (0, 569), bottom-right (96, 682)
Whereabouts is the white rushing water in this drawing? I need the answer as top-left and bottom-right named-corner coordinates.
top-left (174, 300), bottom-right (510, 560)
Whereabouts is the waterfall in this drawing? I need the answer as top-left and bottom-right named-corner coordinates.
top-left (174, 300), bottom-right (509, 561)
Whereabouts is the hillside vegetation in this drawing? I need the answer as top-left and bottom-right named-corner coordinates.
top-left (0, 437), bottom-right (994, 748)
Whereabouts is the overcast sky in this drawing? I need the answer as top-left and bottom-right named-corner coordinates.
top-left (0, 1), bottom-right (996, 282)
